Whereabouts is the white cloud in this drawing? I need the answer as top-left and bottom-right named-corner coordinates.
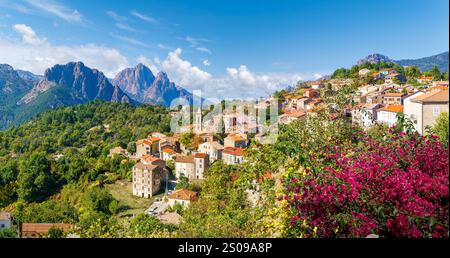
top-left (160, 48), bottom-right (212, 87)
top-left (0, 24), bottom-right (129, 78)
top-left (181, 36), bottom-right (212, 54)
top-left (152, 48), bottom-right (305, 99)
top-left (202, 59), bottom-right (211, 66)
top-left (131, 11), bottom-right (157, 24)
top-left (110, 33), bottom-right (149, 48)
top-left (185, 36), bottom-right (210, 46)
top-left (13, 24), bottom-right (48, 46)
top-left (115, 23), bottom-right (138, 32)
top-left (196, 47), bottom-right (212, 54)
top-left (136, 55), bottom-right (159, 74)
top-left (106, 10), bottom-right (126, 21)
top-left (157, 43), bottom-right (172, 50)
top-left (24, 0), bottom-right (83, 24)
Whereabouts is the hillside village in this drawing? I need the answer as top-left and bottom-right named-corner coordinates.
top-left (0, 62), bottom-right (448, 238)
top-left (105, 63), bottom-right (449, 232)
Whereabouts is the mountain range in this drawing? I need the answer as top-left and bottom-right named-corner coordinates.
top-left (112, 63), bottom-right (193, 106)
top-left (0, 62), bottom-right (193, 130)
top-left (357, 51), bottom-right (449, 71)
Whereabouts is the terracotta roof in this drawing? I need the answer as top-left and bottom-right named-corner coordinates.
top-left (149, 137), bottom-right (160, 142)
top-left (0, 212), bottom-right (11, 221)
top-left (134, 162), bottom-right (159, 171)
top-left (377, 105), bottom-right (404, 113)
top-left (21, 223), bottom-right (73, 234)
top-left (168, 189), bottom-right (198, 201)
top-left (136, 139), bottom-right (152, 146)
top-left (141, 154), bottom-right (163, 164)
top-left (432, 81), bottom-right (449, 86)
top-left (175, 155), bottom-right (195, 163)
top-left (223, 147), bottom-right (244, 156)
top-left (162, 148), bottom-right (176, 154)
top-left (194, 153), bottom-right (208, 159)
top-left (383, 92), bottom-right (405, 97)
top-left (226, 134), bottom-right (246, 142)
top-left (284, 110), bottom-right (306, 118)
top-left (429, 86), bottom-right (449, 91)
top-left (411, 90), bottom-right (449, 103)
top-left (419, 76), bottom-right (433, 80)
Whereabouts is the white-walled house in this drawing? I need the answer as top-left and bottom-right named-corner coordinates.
top-left (198, 141), bottom-right (224, 162)
top-left (175, 156), bottom-right (195, 179)
top-left (376, 105), bottom-right (404, 127)
top-left (161, 148), bottom-right (177, 161)
top-left (352, 103), bottom-right (383, 128)
top-left (403, 91), bottom-right (426, 132)
top-left (0, 212), bottom-right (11, 230)
top-left (222, 147), bottom-right (245, 165)
top-left (193, 153), bottom-right (209, 180)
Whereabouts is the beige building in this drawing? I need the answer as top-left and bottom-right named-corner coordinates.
top-left (224, 133), bottom-right (247, 148)
top-left (174, 156), bottom-right (195, 179)
top-left (132, 155), bottom-right (166, 198)
top-left (382, 92), bottom-right (406, 106)
top-left (193, 153), bottom-right (209, 180)
top-left (198, 141), bottom-right (224, 162)
top-left (132, 163), bottom-right (164, 198)
top-left (404, 90), bottom-right (449, 134)
top-left (136, 137), bottom-right (160, 158)
top-left (174, 154), bottom-right (209, 180)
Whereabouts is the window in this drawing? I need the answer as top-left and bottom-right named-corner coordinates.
top-left (433, 107), bottom-right (440, 116)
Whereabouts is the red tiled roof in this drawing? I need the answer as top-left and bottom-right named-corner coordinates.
top-left (175, 155), bottom-right (195, 163)
top-left (141, 154), bottom-right (163, 164)
top-left (168, 189), bottom-right (198, 201)
top-left (223, 147), bottom-right (244, 156)
top-left (21, 223), bottom-right (73, 234)
top-left (134, 162), bottom-right (159, 171)
top-left (377, 105), bottom-right (404, 113)
top-left (284, 110), bottom-right (306, 118)
top-left (194, 153), bottom-right (208, 159)
top-left (136, 139), bottom-right (152, 146)
top-left (383, 92), bottom-right (405, 97)
top-left (162, 148), bottom-right (176, 154)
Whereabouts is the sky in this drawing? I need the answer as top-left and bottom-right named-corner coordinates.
top-left (0, 0), bottom-right (448, 98)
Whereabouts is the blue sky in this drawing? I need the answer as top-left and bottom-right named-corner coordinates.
top-left (0, 0), bottom-right (448, 98)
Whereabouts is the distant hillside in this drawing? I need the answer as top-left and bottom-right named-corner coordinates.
top-left (396, 52), bottom-right (449, 72)
top-left (357, 51), bottom-right (449, 72)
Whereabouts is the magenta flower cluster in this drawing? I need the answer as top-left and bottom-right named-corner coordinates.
top-left (283, 131), bottom-right (449, 238)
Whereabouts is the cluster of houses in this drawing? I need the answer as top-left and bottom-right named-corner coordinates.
top-left (131, 129), bottom-right (249, 200)
top-left (270, 69), bottom-right (449, 134)
top-left (351, 80), bottom-right (449, 133)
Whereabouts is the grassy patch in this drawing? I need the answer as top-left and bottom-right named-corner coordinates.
top-left (105, 179), bottom-right (164, 218)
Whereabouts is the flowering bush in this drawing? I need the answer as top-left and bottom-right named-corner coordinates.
top-left (283, 130), bottom-right (449, 238)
